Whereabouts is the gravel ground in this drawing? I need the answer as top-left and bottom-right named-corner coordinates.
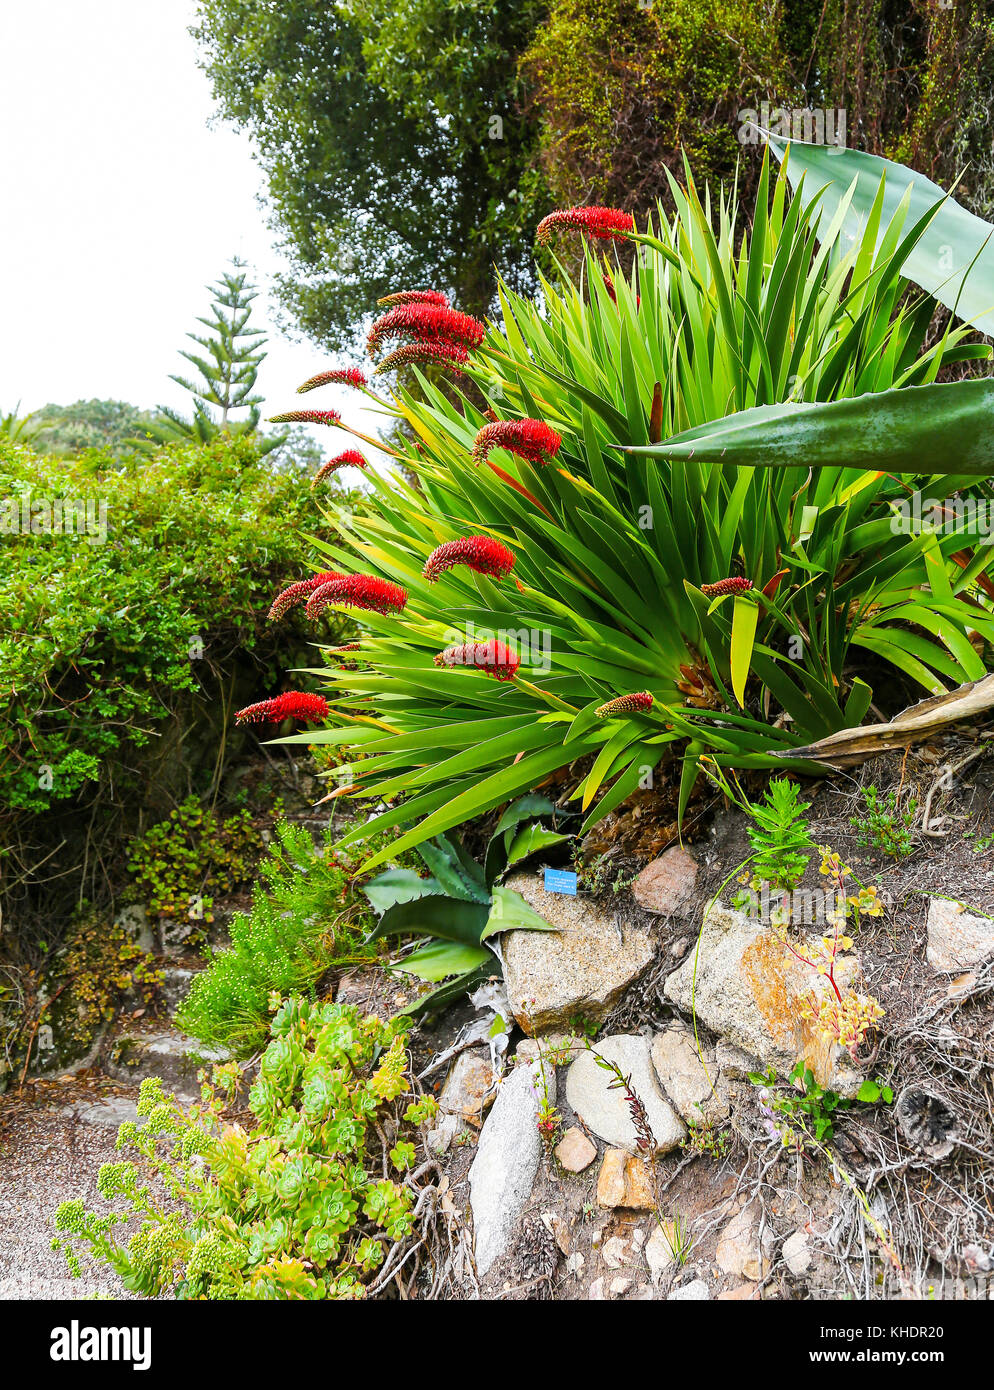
top-left (0, 1082), bottom-right (145, 1301)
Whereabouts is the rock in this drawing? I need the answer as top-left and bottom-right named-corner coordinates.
top-left (596, 1148), bottom-right (658, 1209)
top-left (610, 1276), bottom-right (633, 1298)
top-left (426, 1113), bottom-right (461, 1156)
top-left (469, 1064), bottom-right (555, 1277)
top-left (602, 1236), bottom-right (629, 1269)
top-left (650, 1026), bottom-right (729, 1126)
top-left (513, 1034), bottom-right (584, 1067)
top-left (926, 898), bottom-right (994, 974)
top-left (60, 1096), bottom-right (141, 1130)
top-left (501, 873), bottom-right (655, 1033)
top-left (715, 1041), bottom-right (759, 1080)
top-left (716, 1204), bottom-right (768, 1282)
top-left (718, 1283), bottom-right (760, 1301)
top-left (566, 1035), bottom-right (685, 1153)
top-left (632, 846), bottom-right (698, 916)
top-left (160, 966), bottom-right (197, 1012)
top-left (565, 1252), bottom-right (585, 1277)
top-left (669, 1278), bottom-right (710, 1301)
top-left (114, 904), bottom-right (154, 954)
top-left (555, 1125), bottom-right (597, 1173)
top-left (645, 1221), bottom-right (680, 1283)
top-left (588, 1277), bottom-right (606, 1300)
top-left (104, 1028), bottom-right (231, 1090)
top-left (782, 1229), bottom-right (812, 1276)
top-left (439, 1048), bottom-right (496, 1121)
top-left (663, 901), bottom-right (863, 1096)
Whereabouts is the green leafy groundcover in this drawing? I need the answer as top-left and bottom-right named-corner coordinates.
top-left (268, 145), bottom-right (994, 872)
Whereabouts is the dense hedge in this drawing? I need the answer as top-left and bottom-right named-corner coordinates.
top-left (0, 434), bottom-right (348, 928)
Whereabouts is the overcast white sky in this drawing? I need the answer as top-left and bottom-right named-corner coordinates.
top-left (0, 0), bottom-right (371, 444)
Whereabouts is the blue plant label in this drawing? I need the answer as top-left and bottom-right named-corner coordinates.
top-left (544, 868), bottom-right (577, 896)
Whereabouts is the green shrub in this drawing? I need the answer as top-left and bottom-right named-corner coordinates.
top-left (272, 151), bottom-right (993, 870)
top-left (175, 821), bottom-right (379, 1055)
top-left (53, 997), bottom-right (438, 1299)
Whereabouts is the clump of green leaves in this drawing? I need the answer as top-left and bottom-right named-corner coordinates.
top-left (743, 778), bottom-right (815, 891)
top-left (850, 785), bottom-right (917, 860)
top-left (52, 997), bottom-right (437, 1300)
top-left (176, 821), bottom-right (379, 1055)
top-left (126, 796), bottom-right (266, 923)
top-left (751, 1062), bottom-right (894, 1150)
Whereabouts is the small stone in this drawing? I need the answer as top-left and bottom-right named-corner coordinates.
top-left (668, 1278), bottom-right (710, 1301)
top-left (469, 1064), bottom-right (556, 1276)
top-left (566, 1034), bottom-right (685, 1152)
top-left (718, 1282), bottom-right (760, 1301)
top-left (782, 1229), bottom-right (812, 1276)
top-left (513, 1034), bottom-right (584, 1067)
top-left (716, 1204), bottom-right (768, 1281)
top-left (645, 1222), bottom-right (679, 1283)
top-left (632, 846), bottom-right (698, 915)
top-left (631, 1227), bottom-right (646, 1249)
top-left (596, 1148), bottom-right (658, 1210)
top-left (650, 1026), bottom-right (729, 1125)
top-left (555, 1125), bottom-right (597, 1173)
top-left (439, 1049), bottom-right (495, 1121)
top-left (502, 873), bottom-right (656, 1033)
top-left (926, 898), bottom-right (994, 974)
top-left (609, 1277), bottom-right (633, 1298)
top-left (426, 1113), bottom-right (461, 1156)
top-left (601, 1236), bottom-right (629, 1269)
top-left (589, 1277), bottom-right (606, 1300)
top-left (565, 1252), bottom-right (585, 1276)
top-left (630, 1284), bottom-right (655, 1300)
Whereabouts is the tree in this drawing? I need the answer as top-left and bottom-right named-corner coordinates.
top-left (32, 400), bottom-right (155, 457)
top-left (191, 1), bottom-right (546, 353)
top-left (137, 260), bottom-right (283, 455)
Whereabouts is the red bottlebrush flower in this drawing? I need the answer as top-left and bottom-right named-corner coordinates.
top-left (472, 419), bottom-right (562, 468)
top-left (423, 536), bottom-right (516, 583)
top-left (377, 290), bottom-right (451, 309)
top-left (312, 450), bottom-right (368, 487)
top-left (268, 409), bottom-right (342, 427)
top-left (366, 304), bottom-right (485, 357)
top-left (701, 577), bottom-right (755, 598)
top-left (536, 206), bottom-right (635, 245)
top-left (374, 340), bottom-right (469, 376)
top-left (595, 691), bottom-right (654, 718)
top-left (267, 571), bottom-right (342, 622)
top-left (327, 641), bottom-right (363, 670)
top-left (305, 574), bottom-right (408, 620)
top-left (297, 367), bottom-right (367, 393)
top-left (433, 639), bottom-right (520, 682)
top-left (235, 691), bottom-right (330, 725)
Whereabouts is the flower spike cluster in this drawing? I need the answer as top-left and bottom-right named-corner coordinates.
top-left (235, 692), bottom-right (330, 725)
top-left (366, 304), bottom-right (485, 358)
top-left (377, 290), bottom-right (450, 308)
top-left (374, 341), bottom-right (469, 376)
top-left (472, 419), bottom-right (562, 468)
top-left (268, 409), bottom-right (342, 427)
top-left (305, 574), bottom-right (408, 620)
top-left (434, 639), bottom-right (520, 682)
top-left (701, 577), bottom-right (754, 597)
top-left (313, 450), bottom-right (368, 487)
top-left (267, 571), bottom-right (342, 622)
top-left (595, 692), bottom-right (654, 718)
top-left (423, 536), bottom-right (516, 583)
top-left (297, 368), bottom-right (367, 393)
top-left (536, 206), bottom-right (635, 244)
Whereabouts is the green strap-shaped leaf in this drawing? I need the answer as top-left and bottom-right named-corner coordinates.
top-left (391, 940), bottom-right (492, 983)
top-left (367, 895), bottom-right (490, 947)
top-left (481, 885), bottom-right (558, 940)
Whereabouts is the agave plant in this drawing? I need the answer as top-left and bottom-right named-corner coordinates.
top-left (269, 147), bottom-right (994, 870)
top-left (362, 796), bottom-right (570, 1011)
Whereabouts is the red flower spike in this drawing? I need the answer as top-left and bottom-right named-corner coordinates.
top-left (472, 419), bottom-right (562, 468)
top-left (305, 574), bottom-right (408, 620)
top-left (366, 304), bottom-right (485, 357)
top-left (701, 577), bottom-right (754, 598)
top-left (374, 340), bottom-right (470, 376)
top-left (423, 536), bottom-right (516, 583)
top-left (595, 691), bottom-right (654, 718)
top-left (312, 450), bottom-right (368, 487)
top-left (268, 409), bottom-right (342, 427)
top-left (267, 571), bottom-right (343, 622)
top-left (297, 368), bottom-right (367, 393)
top-left (235, 692), bottom-right (330, 725)
top-left (377, 290), bottom-right (451, 309)
top-left (434, 639), bottom-right (520, 682)
top-left (536, 206), bottom-right (635, 245)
